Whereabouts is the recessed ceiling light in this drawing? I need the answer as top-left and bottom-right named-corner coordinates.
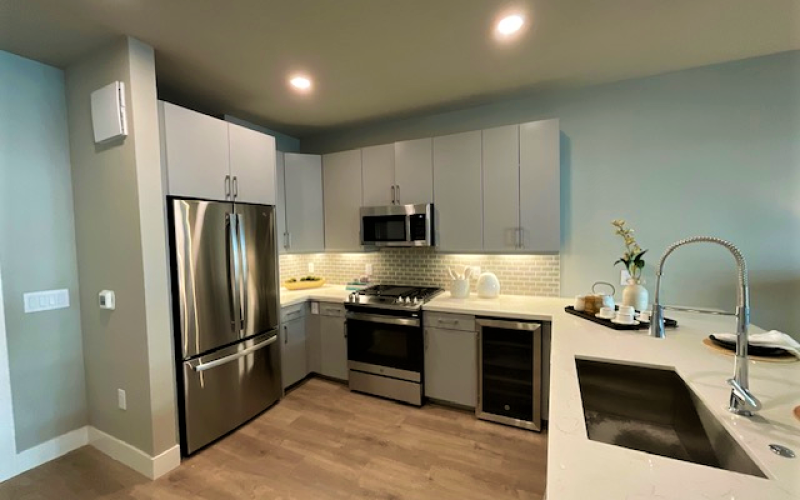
top-left (496, 14), bottom-right (525, 36)
top-left (289, 75), bottom-right (312, 91)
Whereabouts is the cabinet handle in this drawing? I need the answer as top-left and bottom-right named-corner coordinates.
top-left (284, 325), bottom-right (288, 344)
top-left (391, 185), bottom-right (396, 205)
top-left (225, 175), bottom-right (231, 199)
top-left (437, 319), bottom-right (459, 326)
top-left (395, 185), bottom-right (400, 204)
top-left (287, 232), bottom-right (292, 248)
top-left (519, 228), bottom-right (525, 249)
top-left (232, 176), bottom-right (239, 199)
top-left (515, 228), bottom-right (521, 249)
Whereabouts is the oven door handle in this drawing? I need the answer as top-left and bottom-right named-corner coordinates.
top-left (346, 312), bottom-right (420, 328)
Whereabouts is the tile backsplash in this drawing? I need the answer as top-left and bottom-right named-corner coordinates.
top-left (279, 248), bottom-right (560, 297)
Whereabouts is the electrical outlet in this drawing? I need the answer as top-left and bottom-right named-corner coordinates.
top-left (308, 262), bottom-right (315, 273)
top-left (620, 269), bottom-right (631, 285)
top-left (471, 266), bottom-right (481, 278)
top-left (365, 263), bottom-right (373, 275)
top-left (117, 389), bottom-right (127, 411)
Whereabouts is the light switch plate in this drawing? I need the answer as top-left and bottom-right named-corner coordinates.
top-left (311, 302), bottom-right (319, 315)
top-left (24, 289), bottom-right (69, 313)
top-left (308, 262), bottom-right (315, 273)
top-left (365, 263), bottom-right (373, 275)
top-left (471, 266), bottom-right (481, 278)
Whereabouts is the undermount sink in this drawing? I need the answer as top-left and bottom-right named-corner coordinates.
top-left (575, 358), bottom-right (766, 478)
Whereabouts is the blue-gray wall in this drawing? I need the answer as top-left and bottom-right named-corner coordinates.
top-left (303, 51), bottom-right (800, 337)
top-left (0, 50), bottom-right (87, 450)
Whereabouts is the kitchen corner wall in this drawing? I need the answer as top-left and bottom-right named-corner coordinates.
top-left (280, 250), bottom-right (560, 296)
top-left (66, 37), bottom-right (177, 459)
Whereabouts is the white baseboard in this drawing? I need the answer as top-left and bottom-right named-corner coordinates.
top-left (87, 427), bottom-right (180, 479)
top-left (2, 426), bottom-right (180, 483)
top-left (14, 426), bottom-right (89, 476)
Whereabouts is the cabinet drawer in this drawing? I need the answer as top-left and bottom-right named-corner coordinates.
top-left (424, 312), bottom-right (475, 332)
top-left (281, 303), bottom-right (306, 322)
top-left (318, 302), bottom-right (345, 317)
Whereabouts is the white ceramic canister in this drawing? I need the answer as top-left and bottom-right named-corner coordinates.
top-left (476, 272), bottom-right (501, 298)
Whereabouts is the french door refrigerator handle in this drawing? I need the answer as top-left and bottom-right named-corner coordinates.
top-left (190, 335), bottom-right (278, 372)
top-left (230, 212), bottom-right (243, 334)
top-left (237, 213), bottom-right (249, 332)
top-left (225, 214), bottom-right (238, 329)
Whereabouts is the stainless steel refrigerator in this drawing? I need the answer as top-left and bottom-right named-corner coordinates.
top-left (168, 198), bottom-right (281, 456)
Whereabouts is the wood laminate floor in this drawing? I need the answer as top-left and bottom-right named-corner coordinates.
top-left (0, 378), bottom-right (547, 499)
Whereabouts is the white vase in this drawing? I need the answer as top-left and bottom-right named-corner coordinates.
top-left (622, 279), bottom-right (649, 312)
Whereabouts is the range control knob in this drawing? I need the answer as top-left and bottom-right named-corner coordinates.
top-left (413, 297), bottom-right (421, 304)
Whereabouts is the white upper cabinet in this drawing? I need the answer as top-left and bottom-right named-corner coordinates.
top-left (362, 139), bottom-right (433, 207)
top-left (394, 138), bottom-right (433, 205)
top-left (520, 119), bottom-right (560, 252)
top-left (433, 131), bottom-right (483, 252)
top-left (284, 153), bottom-right (325, 253)
top-left (323, 149), bottom-right (363, 251)
top-left (361, 144), bottom-right (395, 206)
top-left (228, 123), bottom-right (276, 205)
top-left (161, 101), bottom-right (230, 201)
top-left (160, 101), bottom-right (277, 204)
top-left (275, 152), bottom-right (287, 254)
top-left (483, 125), bottom-right (521, 252)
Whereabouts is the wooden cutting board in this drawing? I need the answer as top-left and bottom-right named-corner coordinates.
top-left (702, 338), bottom-right (798, 364)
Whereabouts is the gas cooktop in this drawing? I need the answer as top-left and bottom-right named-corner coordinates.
top-left (346, 284), bottom-right (443, 310)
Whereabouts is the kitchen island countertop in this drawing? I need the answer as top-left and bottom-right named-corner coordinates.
top-left (424, 292), bottom-right (800, 500)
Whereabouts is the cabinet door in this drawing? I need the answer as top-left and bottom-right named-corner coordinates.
top-left (306, 308), bottom-right (321, 374)
top-left (394, 138), bottom-right (433, 205)
top-left (281, 317), bottom-right (307, 389)
top-left (284, 153), bottom-right (325, 252)
top-left (161, 101), bottom-right (229, 200)
top-left (275, 152), bottom-right (287, 254)
top-left (520, 119), bottom-right (560, 252)
top-left (362, 144), bottom-right (395, 206)
top-left (319, 315), bottom-right (348, 380)
top-left (323, 150), bottom-right (363, 251)
top-left (433, 131), bottom-right (483, 251)
top-left (424, 328), bottom-right (477, 407)
top-left (483, 125), bottom-right (520, 252)
top-left (228, 123), bottom-right (276, 205)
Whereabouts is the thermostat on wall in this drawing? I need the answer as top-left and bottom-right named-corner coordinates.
top-left (99, 290), bottom-right (116, 310)
top-left (90, 81), bottom-right (127, 144)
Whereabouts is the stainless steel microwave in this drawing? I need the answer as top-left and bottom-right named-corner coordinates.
top-left (360, 203), bottom-right (435, 247)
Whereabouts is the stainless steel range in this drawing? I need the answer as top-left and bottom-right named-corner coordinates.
top-left (345, 285), bottom-right (443, 405)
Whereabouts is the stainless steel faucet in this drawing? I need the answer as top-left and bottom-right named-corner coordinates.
top-left (650, 237), bottom-right (761, 417)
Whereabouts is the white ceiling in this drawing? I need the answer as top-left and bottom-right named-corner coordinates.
top-left (1, 0), bottom-right (798, 136)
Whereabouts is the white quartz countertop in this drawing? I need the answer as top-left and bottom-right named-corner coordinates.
top-left (279, 284), bottom-right (352, 307)
top-left (425, 292), bottom-right (799, 499)
top-left (280, 288), bottom-right (800, 498)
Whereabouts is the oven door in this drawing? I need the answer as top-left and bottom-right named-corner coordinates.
top-left (346, 312), bottom-right (423, 382)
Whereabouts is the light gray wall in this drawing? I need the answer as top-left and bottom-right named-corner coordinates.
top-left (65, 37), bottom-right (177, 457)
top-left (0, 51), bottom-right (88, 451)
top-left (303, 51), bottom-right (800, 338)
top-left (225, 115), bottom-right (301, 152)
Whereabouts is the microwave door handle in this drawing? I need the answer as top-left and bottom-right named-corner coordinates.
top-left (406, 214), bottom-right (412, 243)
top-left (237, 213), bottom-right (248, 332)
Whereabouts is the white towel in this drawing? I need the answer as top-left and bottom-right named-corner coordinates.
top-left (712, 331), bottom-right (800, 359)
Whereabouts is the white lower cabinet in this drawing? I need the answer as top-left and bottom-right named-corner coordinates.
top-left (424, 326), bottom-right (477, 407)
top-left (281, 305), bottom-right (308, 389)
top-left (307, 302), bottom-right (348, 381)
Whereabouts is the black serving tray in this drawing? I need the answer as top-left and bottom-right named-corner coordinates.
top-left (564, 306), bottom-right (678, 331)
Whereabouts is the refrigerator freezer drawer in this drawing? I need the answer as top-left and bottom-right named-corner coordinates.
top-left (181, 331), bottom-right (281, 455)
